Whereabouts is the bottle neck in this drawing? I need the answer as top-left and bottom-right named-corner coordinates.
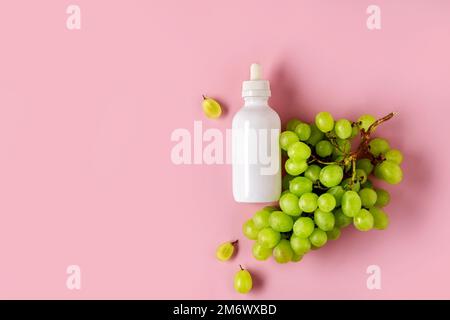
top-left (243, 96), bottom-right (270, 107)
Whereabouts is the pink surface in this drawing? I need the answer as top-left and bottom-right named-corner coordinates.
top-left (0, 0), bottom-right (449, 299)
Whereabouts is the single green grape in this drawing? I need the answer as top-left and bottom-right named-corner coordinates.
top-left (291, 252), bottom-right (304, 262)
top-left (279, 192), bottom-right (302, 216)
top-left (375, 160), bottom-right (403, 184)
top-left (314, 209), bottom-right (335, 231)
top-left (332, 139), bottom-right (351, 157)
top-left (306, 124), bottom-right (325, 146)
top-left (326, 227), bottom-right (341, 241)
top-left (280, 131), bottom-right (299, 151)
top-left (361, 179), bottom-right (373, 189)
top-left (269, 211), bottom-right (294, 232)
top-left (309, 228), bottom-right (328, 247)
top-left (202, 96), bottom-right (222, 119)
top-left (334, 208), bottom-right (353, 228)
top-left (319, 165), bottom-right (344, 187)
top-left (327, 186), bottom-right (345, 207)
top-left (355, 169), bottom-right (368, 184)
top-left (315, 112), bottom-right (335, 132)
top-left (359, 188), bottom-right (378, 208)
top-left (216, 240), bottom-right (238, 261)
top-left (234, 266), bottom-right (252, 294)
top-left (317, 193), bottom-right (336, 212)
top-left (242, 219), bottom-right (260, 240)
top-left (341, 178), bottom-right (361, 192)
top-left (289, 176), bottom-right (313, 197)
top-left (334, 119), bottom-right (352, 139)
top-left (304, 165), bottom-right (321, 183)
top-left (358, 114), bottom-right (376, 131)
top-left (262, 206), bottom-right (277, 212)
top-left (288, 141), bottom-right (311, 160)
top-left (252, 242), bottom-right (272, 260)
top-left (356, 158), bottom-right (374, 175)
top-left (293, 217), bottom-right (315, 238)
top-left (285, 159), bottom-right (308, 176)
top-left (341, 191), bottom-right (362, 217)
top-left (253, 209), bottom-right (272, 229)
top-left (286, 119), bottom-right (301, 132)
top-left (295, 122), bottom-right (312, 141)
top-left (315, 140), bottom-right (334, 158)
top-left (370, 207), bottom-right (390, 230)
top-left (257, 228), bottom-right (281, 249)
top-left (273, 239), bottom-right (294, 264)
top-left (369, 138), bottom-right (390, 157)
top-left (282, 174), bottom-right (294, 190)
top-left (353, 208), bottom-right (374, 231)
top-left (385, 149), bottom-right (403, 165)
top-left (290, 235), bottom-right (311, 255)
top-left (374, 188), bottom-right (390, 207)
top-left (298, 192), bottom-right (319, 213)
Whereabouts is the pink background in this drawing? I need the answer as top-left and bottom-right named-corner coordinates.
top-left (0, 0), bottom-right (449, 299)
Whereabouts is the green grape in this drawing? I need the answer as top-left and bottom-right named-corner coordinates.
top-left (314, 209), bottom-right (335, 231)
top-left (327, 186), bottom-right (345, 207)
top-left (374, 188), bottom-right (390, 207)
top-left (289, 176), bottom-right (313, 197)
top-left (269, 211), bottom-right (294, 232)
top-left (280, 131), bottom-right (299, 151)
top-left (295, 122), bottom-right (312, 141)
top-left (353, 209), bottom-right (374, 231)
top-left (332, 139), bottom-right (351, 157)
top-left (273, 239), bottom-right (294, 263)
top-left (334, 208), bottom-right (353, 228)
top-left (290, 235), bottom-right (311, 255)
top-left (282, 174), bottom-right (294, 190)
top-left (310, 245), bottom-right (321, 251)
top-left (234, 266), bottom-right (252, 294)
top-left (334, 119), bottom-right (352, 139)
top-left (356, 158), bottom-right (374, 175)
top-left (341, 178), bottom-right (360, 192)
top-left (358, 114), bottom-right (376, 131)
top-left (369, 138), bottom-right (390, 157)
top-left (361, 179), bottom-right (373, 189)
top-left (216, 240), bottom-right (238, 261)
top-left (341, 191), bottom-right (362, 217)
top-left (370, 207), bottom-right (390, 230)
top-left (299, 192), bottom-right (319, 213)
top-left (385, 149), bottom-right (403, 165)
top-left (291, 253), bottom-right (303, 262)
top-left (253, 209), bottom-right (272, 229)
top-left (288, 141), bottom-right (311, 160)
top-left (285, 159), bottom-right (308, 176)
top-left (293, 217), bottom-right (315, 238)
top-left (304, 165), bottom-right (321, 183)
top-left (319, 165), bottom-right (344, 187)
top-left (359, 188), bottom-right (378, 208)
top-left (263, 206), bottom-right (277, 212)
top-left (326, 227), bottom-right (341, 240)
top-left (315, 140), bottom-right (334, 157)
top-left (317, 193), bottom-right (336, 212)
top-left (257, 228), bottom-right (281, 248)
top-left (202, 96), bottom-right (222, 119)
top-left (350, 124), bottom-right (359, 138)
top-left (309, 228), bottom-right (328, 247)
top-left (252, 242), bottom-right (272, 260)
top-left (279, 192), bottom-right (302, 216)
top-left (375, 160), bottom-right (403, 184)
top-left (355, 169), bottom-right (368, 184)
top-left (243, 219), bottom-right (260, 240)
top-left (315, 112), bottom-right (334, 132)
top-left (306, 124), bottom-right (325, 146)
top-left (280, 190), bottom-right (290, 197)
top-left (286, 119), bottom-right (301, 132)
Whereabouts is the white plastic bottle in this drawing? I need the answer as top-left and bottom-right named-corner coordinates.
top-left (232, 63), bottom-right (281, 203)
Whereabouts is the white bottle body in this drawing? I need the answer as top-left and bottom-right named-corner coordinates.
top-left (232, 97), bottom-right (281, 203)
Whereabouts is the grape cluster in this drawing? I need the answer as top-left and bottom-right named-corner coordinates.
top-left (242, 112), bottom-right (403, 264)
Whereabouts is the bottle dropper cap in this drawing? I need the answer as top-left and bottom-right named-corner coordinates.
top-left (242, 63), bottom-right (271, 98)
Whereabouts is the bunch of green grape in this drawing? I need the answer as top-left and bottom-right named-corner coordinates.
top-left (242, 112), bottom-right (403, 264)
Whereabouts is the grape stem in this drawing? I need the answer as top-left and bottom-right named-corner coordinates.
top-left (231, 240), bottom-right (239, 246)
top-left (239, 265), bottom-right (244, 271)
